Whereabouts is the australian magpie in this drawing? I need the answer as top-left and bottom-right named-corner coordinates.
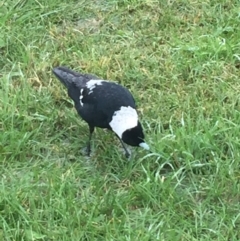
top-left (52, 66), bottom-right (149, 157)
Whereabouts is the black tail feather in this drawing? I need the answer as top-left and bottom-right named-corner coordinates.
top-left (52, 66), bottom-right (100, 89)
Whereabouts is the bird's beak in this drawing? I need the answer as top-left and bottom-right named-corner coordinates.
top-left (139, 142), bottom-right (150, 151)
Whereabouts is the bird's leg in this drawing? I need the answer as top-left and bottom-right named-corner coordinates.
top-left (116, 136), bottom-right (131, 158)
top-left (86, 125), bottom-right (94, 156)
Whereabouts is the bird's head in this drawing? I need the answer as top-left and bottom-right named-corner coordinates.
top-left (122, 122), bottom-right (149, 150)
top-left (109, 106), bottom-right (149, 151)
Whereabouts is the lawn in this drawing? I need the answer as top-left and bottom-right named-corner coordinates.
top-left (1, 0), bottom-right (240, 240)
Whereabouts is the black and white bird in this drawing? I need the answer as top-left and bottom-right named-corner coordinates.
top-left (52, 66), bottom-right (149, 157)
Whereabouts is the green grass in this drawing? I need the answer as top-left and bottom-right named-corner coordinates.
top-left (1, 0), bottom-right (240, 240)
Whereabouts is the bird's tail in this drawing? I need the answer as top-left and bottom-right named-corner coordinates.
top-left (52, 66), bottom-right (81, 89)
top-left (52, 66), bottom-right (100, 89)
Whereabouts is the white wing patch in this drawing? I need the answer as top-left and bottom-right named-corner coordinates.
top-left (86, 79), bottom-right (105, 94)
top-left (79, 88), bottom-right (84, 106)
top-left (109, 106), bottom-right (138, 138)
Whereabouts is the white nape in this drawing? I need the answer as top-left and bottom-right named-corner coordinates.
top-left (109, 106), bottom-right (138, 138)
